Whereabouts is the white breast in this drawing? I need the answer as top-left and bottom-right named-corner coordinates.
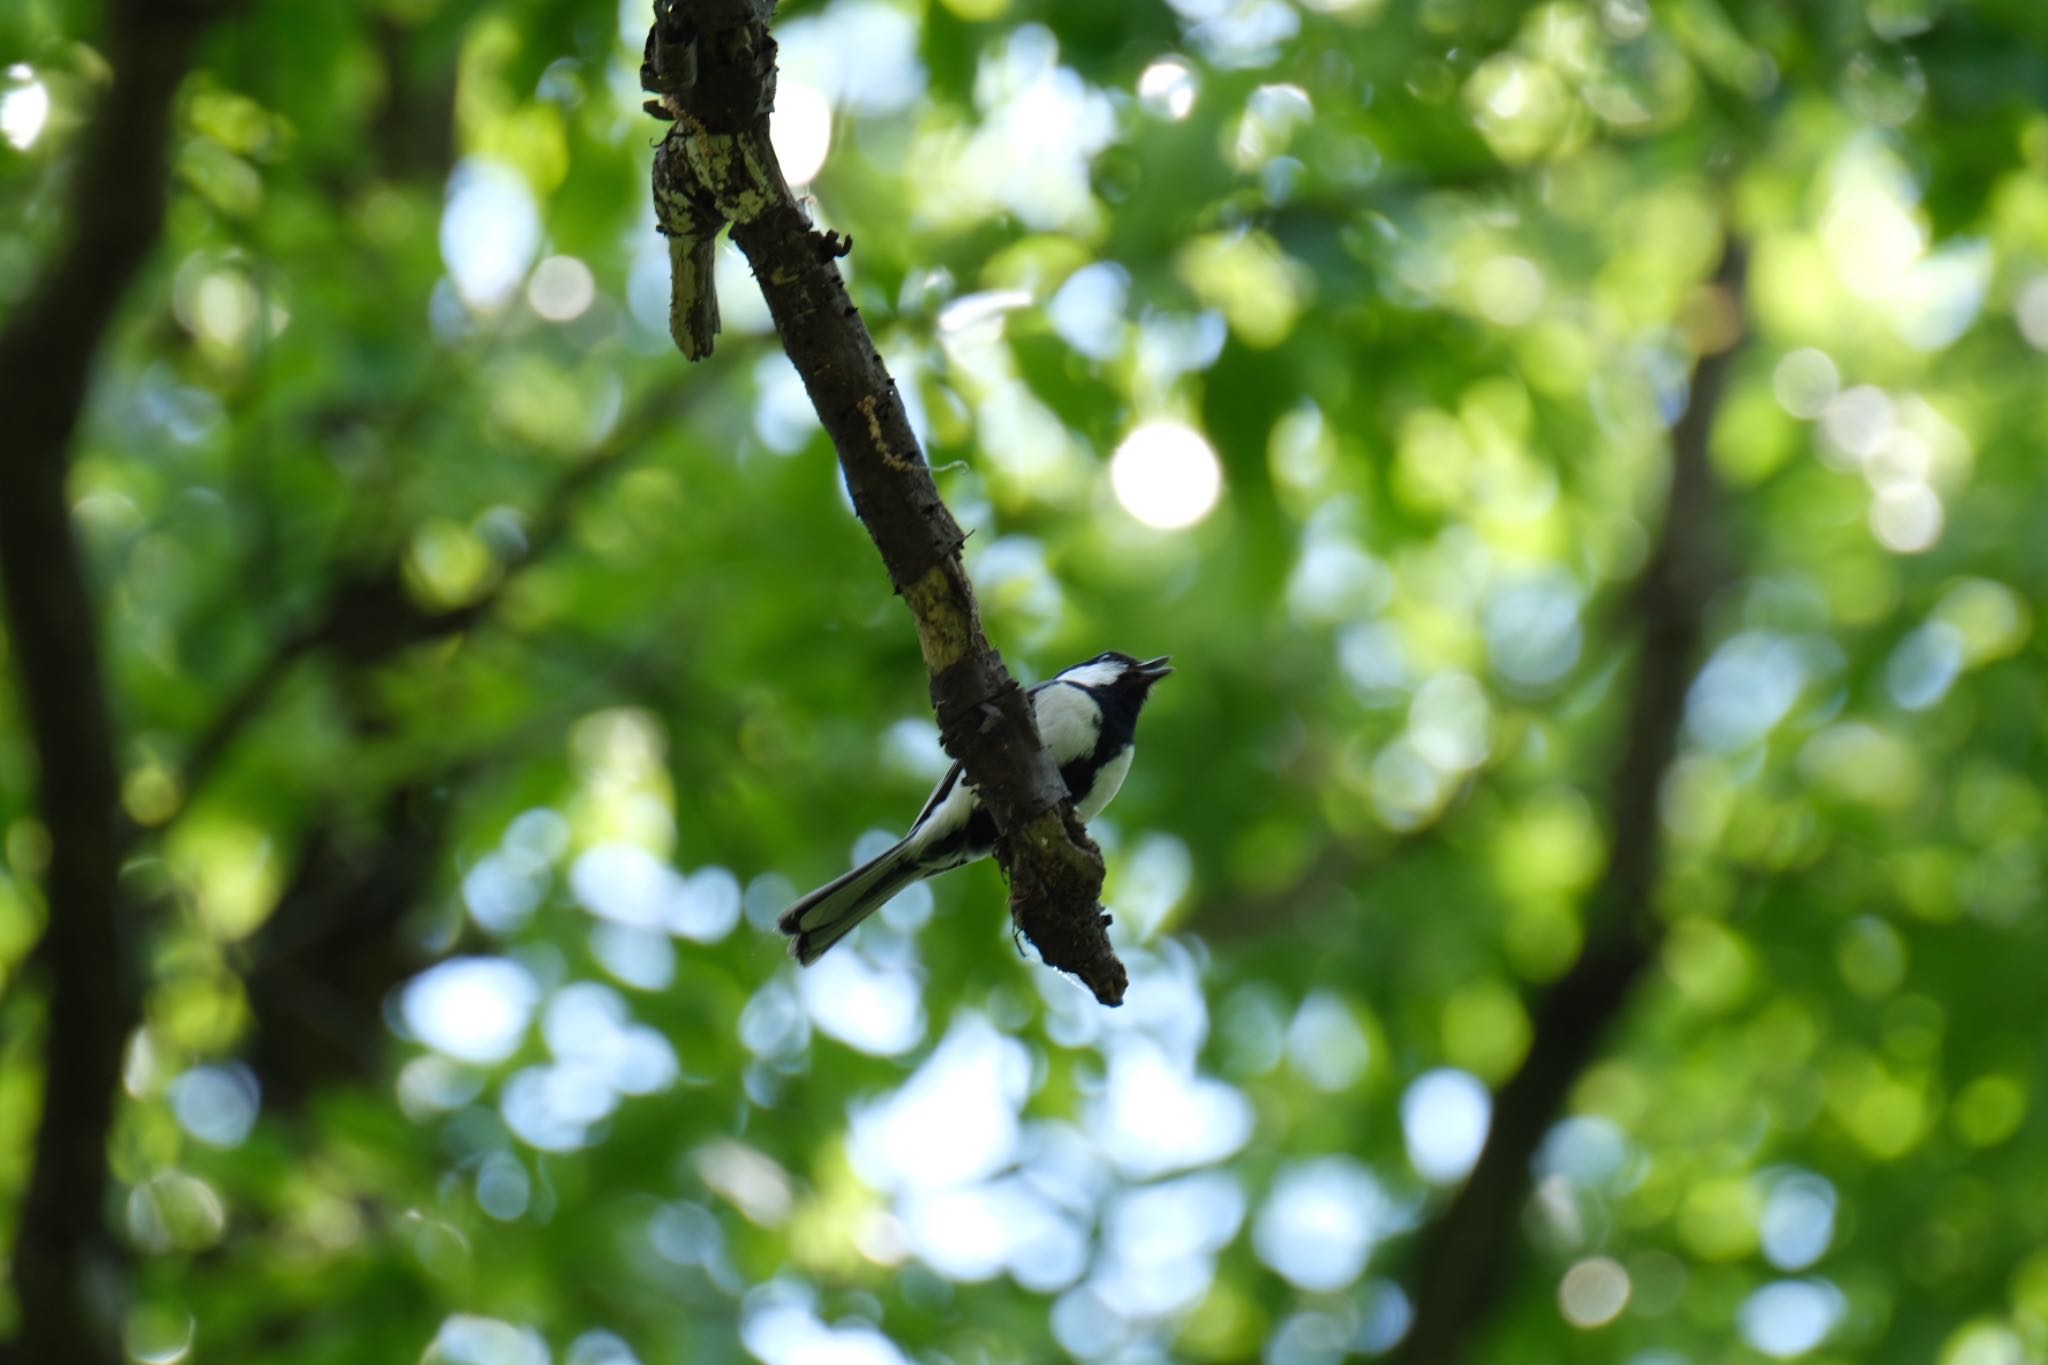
top-left (1075, 744), bottom-right (1132, 821)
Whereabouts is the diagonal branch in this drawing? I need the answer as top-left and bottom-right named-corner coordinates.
top-left (0, 2), bottom-right (220, 1362)
top-left (1389, 239), bottom-right (1749, 1364)
top-left (642, 0), bottom-right (1125, 1003)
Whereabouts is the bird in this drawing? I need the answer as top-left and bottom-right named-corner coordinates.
top-left (779, 652), bottom-right (1173, 964)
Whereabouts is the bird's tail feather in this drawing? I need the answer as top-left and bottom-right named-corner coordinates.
top-left (778, 843), bottom-right (923, 965)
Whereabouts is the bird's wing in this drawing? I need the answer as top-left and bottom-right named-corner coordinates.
top-left (903, 678), bottom-right (1096, 844)
top-left (909, 676), bottom-right (1059, 828)
top-left (911, 760), bottom-right (965, 827)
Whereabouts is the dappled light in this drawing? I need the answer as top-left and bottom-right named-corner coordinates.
top-left (3, 0), bottom-right (2047, 1362)
top-left (1402, 1069), bottom-right (1493, 1185)
top-left (440, 158), bottom-right (543, 313)
top-left (402, 957), bottom-right (542, 1065)
top-left (0, 65), bottom-right (50, 150)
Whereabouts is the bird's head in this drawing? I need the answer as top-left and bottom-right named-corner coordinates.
top-left (1057, 651), bottom-right (1174, 701)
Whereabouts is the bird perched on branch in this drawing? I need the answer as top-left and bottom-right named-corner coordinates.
top-left (779, 652), bottom-right (1173, 964)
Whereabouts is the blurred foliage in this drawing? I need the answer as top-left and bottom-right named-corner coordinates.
top-left (4, 0), bottom-right (2048, 1362)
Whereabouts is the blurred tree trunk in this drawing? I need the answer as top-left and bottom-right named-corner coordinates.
top-left (0, 3), bottom-right (217, 1360)
top-left (1392, 239), bottom-right (1747, 1365)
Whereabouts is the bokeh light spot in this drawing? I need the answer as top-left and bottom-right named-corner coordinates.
top-left (2017, 277), bottom-right (2048, 350)
top-left (125, 1304), bottom-right (196, 1365)
top-left (440, 158), bottom-right (541, 312)
top-left (427, 1315), bottom-right (550, 1365)
top-left (168, 1065), bottom-right (260, 1148)
top-left (1738, 1279), bottom-right (1844, 1358)
top-left (770, 79), bottom-right (834, 184)
top-left (1759, 1171), bottom-right (1838, 1271)
top-left (1401, 1068), bottom-right (1491, 1183)
top-left (851, 1014), bottom-right (1026, 1192)
top-left (1870, 481), bottom-right (1943, 553)
top-left (1558, 1256), bottom-right (1630, 1328)
top-left (1137, 57), bottom-right (1197, 119)
top-left (799, 947), bottom-right (926, 1056)
top-left (1, 65), bottom-right (50, 150)
top-left (527, 254), bottom-right (596, 321)
top-left (1473, 254), bottom-right (1545, 326)
top-left (401, 957), bottom-right (539, 1064)
top-left (1772, 348), bottom-right (1839, 418)
top-left (1110, 420), bottom-right (1223, 529)
top-left (1253, 1157), bottom-right (1388, 1291)
top-left (1285, 991), bottom-right (1372, 1092)
top-left (1953, 1074), bottom-right (2027, 1147)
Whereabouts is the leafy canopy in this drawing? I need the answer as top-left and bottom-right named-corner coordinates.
top-left (1, 0), bottom-right (2046, 1361)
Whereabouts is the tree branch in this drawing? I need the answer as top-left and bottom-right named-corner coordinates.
top-left (1390, 239), bottom-right (1748, 1364)
top-left (0, 2), bottom-right (218, 1361)
top-left (642, 0), bottom-right (1125, 1003)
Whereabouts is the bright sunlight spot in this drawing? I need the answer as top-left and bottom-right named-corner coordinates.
top-left (1, 65), bottom-right (49, 150)
top-left (770, 79), bottom-right (833, 185)
top-left (1110, 420), bottom-right (1223, 529)
top-left (440, 158), bottom-right (541, 312)
top-left (1252, 1158), bottom-right (1388, 1291)
top-left (401, 957), bottom-right (539, 1065)
top-left (1137, 58), bottom-right (1197, 120)
top-left (1738, 1279), bottom-right (1845, 1357)
top-left (1402, 1068), bottom-right (1491, 1183)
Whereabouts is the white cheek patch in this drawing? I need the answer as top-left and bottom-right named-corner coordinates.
top-left (1056, 659), bottom-right (1124, 690)
top-left (1034, 683), bottom-right (1103, 763)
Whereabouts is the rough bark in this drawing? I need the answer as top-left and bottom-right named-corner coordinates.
top-left (642, 0), bottom-right (1124, 1003)
top-left (1390, 240), bottom-right (1748, 1364)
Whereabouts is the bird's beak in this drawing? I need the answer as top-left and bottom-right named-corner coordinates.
top-left (1138, 655), bottom-right (1174, 681)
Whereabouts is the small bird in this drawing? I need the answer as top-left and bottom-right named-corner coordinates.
top-left (779, 652), bottom-right (1173, 964)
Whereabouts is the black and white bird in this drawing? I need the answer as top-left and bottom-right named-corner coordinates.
top-left (779, 652), bottom-right (1173, 964)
